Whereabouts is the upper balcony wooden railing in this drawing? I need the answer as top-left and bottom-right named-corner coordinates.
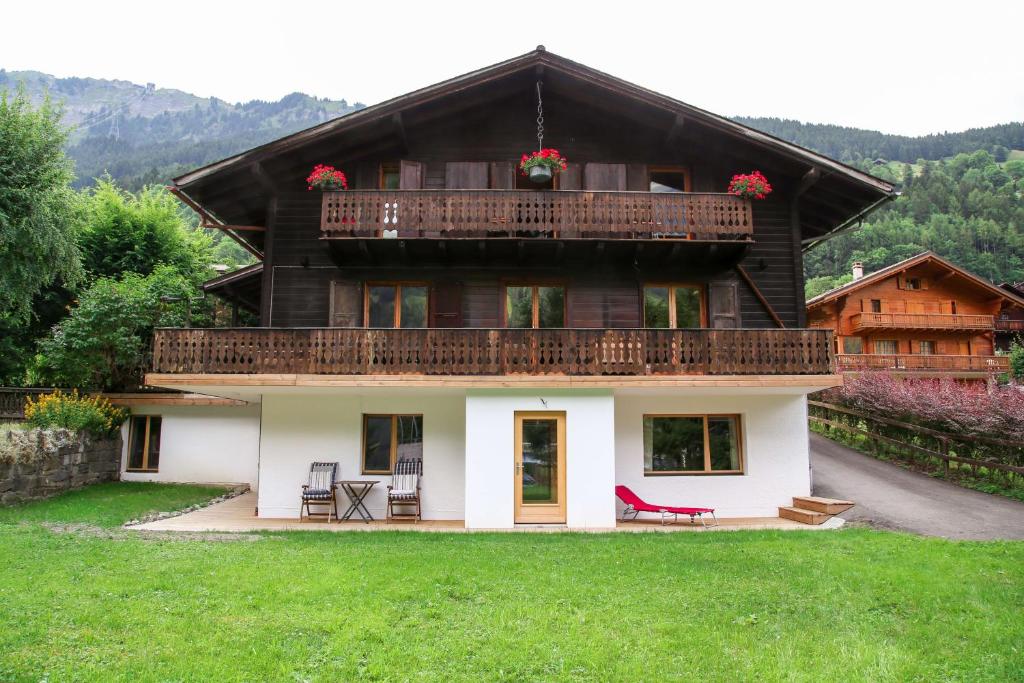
top-left (837, 353), bottom-right (1009, 373)
top-left (996, 319), bottom-right (1024, 332)
top-left (320, 190), bottom-right (754, 241)
top-left (850, 312), bottom-right (995, 331)
top-left (151, 328), bottom-right (834, 377)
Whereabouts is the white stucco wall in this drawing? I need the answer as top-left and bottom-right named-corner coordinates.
top-left (120, 404), bottom-right (261, 487)
top-left (614, 393), bottom-right (811, 518)
top-left (464, 390), bottom-right (617, 530)
top-left (257, 392), bottom-right (465, 519)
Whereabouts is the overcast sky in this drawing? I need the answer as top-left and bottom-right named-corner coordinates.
top-left (2, 0), bottom-right (1020, 136)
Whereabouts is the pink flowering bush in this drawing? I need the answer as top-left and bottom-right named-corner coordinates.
top-left (821, 372), bottom-right (1024, 443)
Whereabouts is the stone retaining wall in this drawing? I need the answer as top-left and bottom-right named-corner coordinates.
top-left (0, 434), bottom-right (122, 505)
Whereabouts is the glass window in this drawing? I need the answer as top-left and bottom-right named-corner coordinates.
top-left (381, 163), bottom-right (401, 190)
top-left (919, 340), bottom-right (936, 355)
top-left (643, 417), bottom-right (741, 475)
top-left (644, 285), bottom-right (703, 328)
top-left (400, 286), bottom-right (428, 328)
top-left (367, 283), bottom-right (427, 328)
top-left (537, 287), bottom-right (564, 328)
top-left (874, 339), bottom-right (899, 355)
top-left (842, 337), bottom-right (864, 354)
top-left (643, 415), bottom-right (742, 475)
top-left (127, 416), bottom-right (161, 472)
top-left (644, 287), bottom-right (670, 328)
top-left (871, 299), bottom-right (882, 313)
top-left (505, 285), bottom-right (565, 328)
top-left (363, 414), bottom-right (422, 474)
top-left (649, 168), bottom-right (689, 193)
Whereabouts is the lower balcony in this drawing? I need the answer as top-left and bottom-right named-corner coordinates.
top-left (850, 312), bottom-right (994, 331)
top-left (837, 353), bottom-right (1009, 373)
top-left (996, 319), bottom-right (1024, 332)
top-left (150, 328), bottom-right (835, 378)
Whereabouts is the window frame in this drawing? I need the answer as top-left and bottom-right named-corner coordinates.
top-left (647, 165), bottom-right (692, 193)
top-left (874, 339), bottom-right (899, 354)
top-left (501, 282), bottom-right (567, 329)
top-left (126, 415), bottom-right (161, 473)
top-left (363, 281), bottom-right (429, 328)
top-left (642, 283), bottom-right (707, 328)
top-left (361, 413), bottom-right (423, 475)
top-left (642, 413), bottom-right (744, 476)
top-left (918, 340), bottom-right (936, 355)
top-left (379, 162), bottom-right (401, 190)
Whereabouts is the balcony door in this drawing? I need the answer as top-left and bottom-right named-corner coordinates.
top-left (514, 412), bottom-right (566, 524)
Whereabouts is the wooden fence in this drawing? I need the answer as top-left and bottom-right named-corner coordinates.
top-left (321, 190), bottom-right (754, 240)
top-left (151, 327), bottom-right (835, 377)
top-left (0, 387), bottom-right (55, 421)
top-left (808, 400), bottom-right (1024, 484)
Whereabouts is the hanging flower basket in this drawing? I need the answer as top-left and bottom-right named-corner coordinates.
top-left (520, 149), bottom-right (568, 184)
top-left (306, 164), bottom-right (348, 191)
top-left (727, 170), bottom-right (772, 200)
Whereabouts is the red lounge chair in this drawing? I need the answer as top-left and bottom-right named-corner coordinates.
top-left (615, 485), bottom-right (718, 527)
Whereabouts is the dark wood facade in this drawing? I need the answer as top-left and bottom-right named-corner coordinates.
top-left (166, 48), bottom-right (896, 378)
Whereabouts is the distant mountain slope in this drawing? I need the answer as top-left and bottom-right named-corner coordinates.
top-left (734, 117), bottom-right (1024, 164)
top-left (0, 69), bottom-right (364, 189)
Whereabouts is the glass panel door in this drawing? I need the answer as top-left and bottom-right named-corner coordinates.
top-left (514, 412), bottom-right (566, 523)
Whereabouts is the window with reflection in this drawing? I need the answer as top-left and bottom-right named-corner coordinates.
top-left (643, 285), bottom-right (704, 328)
top-left (648, 167), bottom-right (690, 193)
top-left (380, 163), bottom-right (401, 190)
top-left (362, 414), bottom-right (423, 474)
top-left (366, 283), bottom-right (428, 328)
top-left (505, 285), bottom-right (565, 328)
top-left (127, 416), bottom-right (161, 472)
top-left (643, 415), bottom-right (743, 475)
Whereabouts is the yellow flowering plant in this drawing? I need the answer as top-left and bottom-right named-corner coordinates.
top-left (24, 390), bottom-right (128, 438)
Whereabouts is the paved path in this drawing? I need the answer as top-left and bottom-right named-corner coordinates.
top-left (810, 432), bottom-right (1024, 540)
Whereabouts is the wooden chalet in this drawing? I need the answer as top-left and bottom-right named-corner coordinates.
top-left (130, 48), bottom-right (895, 528)
top-left (807, 252), bottom-right (1024, 377)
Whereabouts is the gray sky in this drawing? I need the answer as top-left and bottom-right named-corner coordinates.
top-left (2, 0), bottom-right (1020, 136)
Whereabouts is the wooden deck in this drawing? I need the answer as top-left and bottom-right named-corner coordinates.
top-left (320, 190), bottom-right (754, 241)
top-left (128, 492), bottom-right (828, 533)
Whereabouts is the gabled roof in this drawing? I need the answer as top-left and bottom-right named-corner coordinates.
top-left (174, 47), bottom-right (894, 196)
top-left (202, 262), bottom-right (262, 291)
top-left (806, 251), bottom-right (1024, 309)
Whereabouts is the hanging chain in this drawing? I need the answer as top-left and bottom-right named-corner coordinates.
top-left (535, 81), bottom-right (544, 152)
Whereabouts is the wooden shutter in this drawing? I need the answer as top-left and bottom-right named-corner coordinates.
top-left (560, 163), bottom-right (582, 190)
top-left (709, 281), bottom-right (740, 329)
top-left (328, 281), bottom-right (362, 327)
top-left (445, 162), bottom-right (489, 189)
top-left (399, 160), bottom-right (423, 189)
top-left (429, 282), bottom-right (463, 328)
top-left (626, 164), bottom-right (648, 191)
top-left (489, 162), bottom-right (515, 189)
top-left (584, 163), bottom-right (626, 191)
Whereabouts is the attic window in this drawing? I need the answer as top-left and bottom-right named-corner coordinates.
top-left (649, 167), bottom-right (691, 193)
top-left (380, 163), bottom-right (401, 190)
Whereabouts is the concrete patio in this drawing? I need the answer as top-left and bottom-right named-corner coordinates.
top-left (127, 491), bottom-right (842, 533)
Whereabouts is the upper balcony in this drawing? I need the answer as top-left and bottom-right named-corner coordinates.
top-left (149, 327), bottom-right (834, 382)
top-left (996, 318), bottom-right (1024, 332)
top-left (320, 190), bottom-right (753, 242)
top-left (850, 312), bottom-right (995, 332)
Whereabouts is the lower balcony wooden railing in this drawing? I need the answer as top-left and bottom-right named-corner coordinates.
top-left (320, 190), bottom-right (753, 241)
top-left (850, 312), bottom-right (995, 331)
top-left (837, 353), bottom-right (1009, 372)
top-left (151, 328), bottom-right (835, 377)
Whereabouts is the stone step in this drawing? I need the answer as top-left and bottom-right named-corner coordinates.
top-left (778, 506), bottom-right (830, 525)
top-left (792, 496), bottom-right (855, 515)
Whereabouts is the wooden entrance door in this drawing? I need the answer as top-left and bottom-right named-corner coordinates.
top-left (514, 412), bottom-right (566, 524)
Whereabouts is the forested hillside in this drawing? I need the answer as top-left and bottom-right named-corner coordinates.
top-left (0, 69), bottom-right (364, 190)
top-left (736, 117), bottom-right (1024, 165)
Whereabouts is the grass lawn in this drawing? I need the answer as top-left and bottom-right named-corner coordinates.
top-left (0, 485), bottom-right (1022, 681)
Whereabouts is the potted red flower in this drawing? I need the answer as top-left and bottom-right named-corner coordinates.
top-left (306, 164), bottom-right (348, 191)
top-left (519, 149), bottom-right (568, 183)
top-left (727, 170), bottom-right (772, 200)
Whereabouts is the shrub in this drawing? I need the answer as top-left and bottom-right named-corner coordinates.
top-left (23, 390), bottom-right (127, 439)
top-left (821, 372), bottom-right (1024, 442)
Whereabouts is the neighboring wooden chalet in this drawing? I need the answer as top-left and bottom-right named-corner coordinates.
top-left (134, 48), bottom-right (895, 528)
top-left (807, 252), bottom-right (1024, 377)
top-left (997, 282), bottom-right (1024, 351)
